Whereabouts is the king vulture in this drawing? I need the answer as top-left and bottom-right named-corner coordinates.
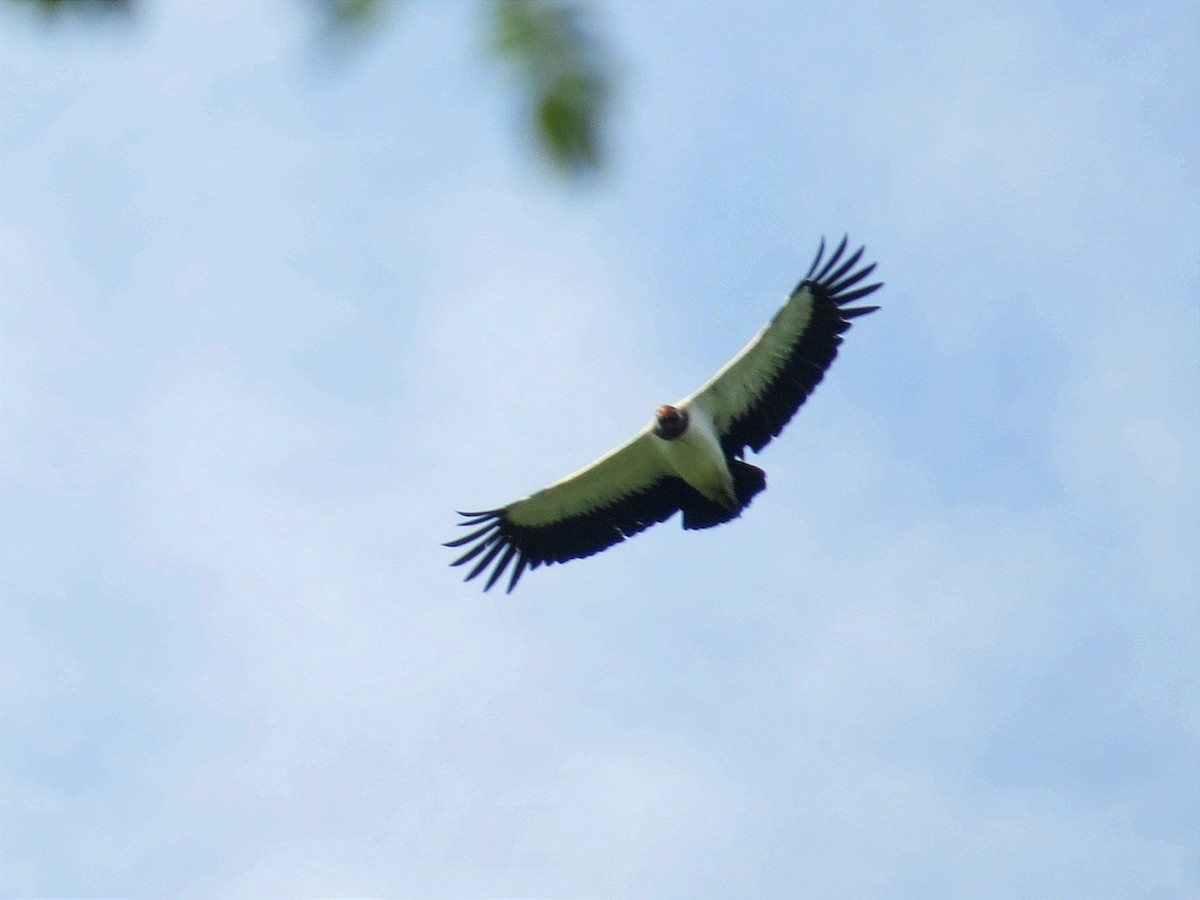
top-left (446, 235), bottom-right (883, 592)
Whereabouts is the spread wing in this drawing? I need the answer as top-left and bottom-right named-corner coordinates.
top-left (445, 428), bottom-right (689, 592)
top-left (682, 236), bottom-right (882, 458)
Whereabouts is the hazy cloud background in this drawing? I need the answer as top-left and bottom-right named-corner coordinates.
top-left (2, 0), bottom-right (1197, 896)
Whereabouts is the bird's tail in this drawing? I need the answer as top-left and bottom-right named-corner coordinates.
top-left (681, 460), bottom-right (766, 530)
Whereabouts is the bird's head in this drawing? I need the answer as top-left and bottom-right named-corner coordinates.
top-left (654, 404), bottom-right (689, 440)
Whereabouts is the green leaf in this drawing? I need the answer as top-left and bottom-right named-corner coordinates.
top-left (8, 0), bottom-right (133, 18)
top-left (489, 0), bottom-right (613, 177)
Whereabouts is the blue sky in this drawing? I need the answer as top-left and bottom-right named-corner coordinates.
top-left (2, 0), bottom-right (1197, 896)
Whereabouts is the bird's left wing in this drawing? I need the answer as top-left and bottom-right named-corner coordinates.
top-left (682, 236), bottom-right (882, 458)
top-left (445, 427), bottom-right (686, 592)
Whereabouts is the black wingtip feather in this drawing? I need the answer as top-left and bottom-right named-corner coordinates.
top-left (484, 544), bottom-right (519, 592)
top-left (802, 235), bottom-right (826, 281)
top-left (443, 522), bottom-right (500, 548)
top-left (840, 305), bottom-right (880, 319)
top-left (829, 261), bottom-right (876, 294)
top-left (813, 234), bottom-right (849, 283)
top-left (825, 245), bottom-right (864, 287)
top-left (466, 538), bottom-right (508, 582)
top-left (450, 532), bottom-right (500, 567)
top-left (506, 554), bottom-right (529, 593)
top-left (836, 282), bottom-right (884, 305)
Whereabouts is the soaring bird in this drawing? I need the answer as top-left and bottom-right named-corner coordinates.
top-left (446, 236), bottom-right (882, 592)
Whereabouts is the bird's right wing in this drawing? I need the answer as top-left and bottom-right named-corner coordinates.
top-left (682, 236), bottom-right (882, 458)
top-left (445, 426), bottom-right (688, 592)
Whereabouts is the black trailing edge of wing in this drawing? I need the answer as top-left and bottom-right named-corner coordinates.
top-left (719, 235), bottom-right (882, 458)
top-left (444, 479), bottom-right (692, 593)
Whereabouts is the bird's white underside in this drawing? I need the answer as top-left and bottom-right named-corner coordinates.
top-left (654, 401), bottom-right (737, 508)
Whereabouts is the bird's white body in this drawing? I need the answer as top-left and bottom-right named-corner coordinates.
top-left (654, 401), bottom-right (737, 509)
